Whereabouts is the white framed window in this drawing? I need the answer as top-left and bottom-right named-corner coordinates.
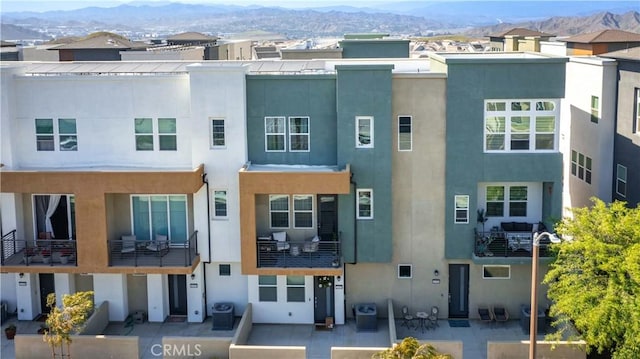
top-left (571, 150), bottom-right (592, 185)
top-left (269, 194), bottom-right (289, 228)
top-left (454, 195), bottom-right (469, 224)
top-left (398, 115), bottom-right (412, 151)
top-left (289, 117), bottom-right (310, 152)
top-left (356, 189), bottom-right (373, 219)
top-left (293, 195), bottom-right (313, 228)
top-left (158, 118), bottom-right (177, 151)
top-left (635, 88), bottom-right (640, 134)
top-left (483, 265), bottom-right (510, 279)
top-left (265, 116), bottom-right (286, 152)
top-left (211, 118), bottom-right (225, 148)
top-left (258, 275), bottom-right (277, 302)
top-left (590, 95), bottom-right (599, 123)
top-left (486, 185), bottom-right (528, 217)
top-left (286, 276), bottom-right (305, 302)
top-left (484, 99), bottom-right (558, 152)
top-left (356, 116), bottom-right (374, 148)
top-left (135, 118), bottom-right (177, 151)
top-left (398, 264), bottom-right (412, 279)
top-left (36, 118), bottom-right (77, 151)
top-left (616, 164), bottom-right (627, 197)
top-left (58, 119), bottom-right (77, 151)
top-left (213, 190), bottom-right (228, 219)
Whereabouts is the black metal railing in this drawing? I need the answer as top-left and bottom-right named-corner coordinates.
top-left (257, 235), bottom-right (341, 268)
top-left (108, 230), bottom-right (198, 267)
top-left (474, 230), bottom-right (552, 258)
top-left (1, 232), bottom-right (77, 267)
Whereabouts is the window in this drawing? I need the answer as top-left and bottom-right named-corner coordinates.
top-left (590, 95), bottom-right (599, 123)
top-left (131, 195), bottom-right (187, 244)
top-left (289, 117), bottom-right (309, 152)
top-left (293, 195), bottom-right (313, 228)
top-left (36, 118), bottom-right (77, 151)
top-left (484, 100), bottom-right (558, 152)
top-left (135, 118), bottom-right (154, 151)
top-left (398, 264), bottom-right (412, 279)
top-left (356, 116), bottom-right (373, 148)
top-left (617, 164), bottom-right (627, 197)
top-left (454, 195), bottom-right (469, 224)
top-left (35, 119), bottom-right (54, 151)
top-left (571, 150), bottom-right (592, 184)
top-left (158, 118), bottom-right (177, 151)
top-left (213, 190), bottom-right (228, 218)
top-left (286, 276), bottom-right (305, 302)
top-left (211, 118), bottom-right (225, 148)
top-left (258, 275), bottom-right (277, 302)
top-left (135, 118), bottom-right (177, 151)
top-left (398, 116), bottom-right (412, 151)
top-left (509, 186), bottom-right (528, 217)
top-left (483, 265), bottom-right (510, 279)
top-left (269, 195), bottom-right (289, 228)
top-left (219, 264), bottom-right (231, 276)
top-left (265, 116), bottom-right (286, 152)
top-left (58, 119), bottom-right (77, 151)
top-left (635, 89), bottom-right (640, 134)
top-left (356, 189), bottom-right (373, 219)
top-left (486, 185), bottom-right (528, 217)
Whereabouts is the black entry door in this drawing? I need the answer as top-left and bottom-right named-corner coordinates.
top-left (39, 273), bottom-right (55, 314)
top-left (448, 264), bottom-right (469, 318)
top-left (317, 195), bottom-right (337, 241)
top-left (168, 274), bottom-right (187, 316)
top-left (314, 276), bottom-right (335, 323)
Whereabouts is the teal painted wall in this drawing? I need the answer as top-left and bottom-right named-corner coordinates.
top-left (441, 58), bottom-right (568, 259)
top-left (246, 75), bottom-right (338, 165)
top-left (336, 65), bottom-right (394, 263)
top-left (340, 40), bottom-right (410, 59)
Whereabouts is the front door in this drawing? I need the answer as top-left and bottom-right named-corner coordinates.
top-left (314, 276), bottom-right (335, 324)
top-left (168, 274), bottom-right (187, 316)
top-left (317, 195), bottom-right (337, 241)
top-left (39, 273), bottom-right (55, 314)
top-left (448, 264), bottom-right (469, 318)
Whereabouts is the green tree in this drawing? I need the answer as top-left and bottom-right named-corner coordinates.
top-left (372, 337), bottom-right (452, 359)
top-left (43, 291), bottom-right (94, 359)
top-left (544, 199), bottom-right (640, 359)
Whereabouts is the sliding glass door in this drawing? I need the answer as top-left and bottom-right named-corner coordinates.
top-left (131, 195), bottom-right (187, 245)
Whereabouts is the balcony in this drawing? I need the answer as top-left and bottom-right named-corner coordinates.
top-left (1, 230), bottom-right (77, 267)
top-left (474, 229), bottom-right (554, 259)
top-left (257, 235), bottom-right (341, 269)
top-left (108, 231), bottom-right (198, 267)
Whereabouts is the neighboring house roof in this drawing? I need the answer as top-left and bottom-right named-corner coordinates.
top-left (1, 40), bottom-right (17, 47)
top-left (491, 28), bottom-right (554, 38)
top-left (167, 32), bottom-right (218, 41)
top-left (560, 29), bottom-right (640, 44)
top-left (600, 46), bottom-right (640, 61)
top-left (55, 34), bottom-right (134, 50)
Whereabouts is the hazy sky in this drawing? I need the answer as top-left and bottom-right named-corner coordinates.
top-left (0, 0), bottom-right (627, 12)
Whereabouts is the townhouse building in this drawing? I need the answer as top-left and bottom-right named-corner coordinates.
top-left (1, 51), bottom-right (567, 327)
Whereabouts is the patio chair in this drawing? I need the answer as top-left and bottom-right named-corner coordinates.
top-left (400, 306), bottom-right (415, 329)
top-left (146, 234), bottom-right (169, 256)
top-left (427, 306), bottom-right (439, 328)
top-left (272, 231), bottom-right (290, 252)
top-left (491, 305), bottom-right (509, 323)
top-left (478, 305), bottom-right (494, 326)
top-left (120, 235), bottom-right (136, 258)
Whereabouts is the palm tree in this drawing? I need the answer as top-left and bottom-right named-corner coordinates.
top-left (372, 337), bottom-right (453, 359)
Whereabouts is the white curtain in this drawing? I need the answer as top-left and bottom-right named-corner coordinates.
top-left (45, 195), bottom-right (61, 238)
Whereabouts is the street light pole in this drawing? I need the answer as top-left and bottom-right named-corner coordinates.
top-left (529, 231), bottom-right (561, 359)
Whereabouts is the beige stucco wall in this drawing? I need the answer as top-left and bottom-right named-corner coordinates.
top-left (14, 334), bottom-right (139, 359)
top-left (163, 337), bottom-right (232, 359)
top-left (345, 74), bottom-right (448, 316)
top-left (487, 341), bottom-right (587, 359)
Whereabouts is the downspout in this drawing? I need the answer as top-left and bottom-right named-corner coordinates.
top-left (201, 172), bottom-right (212, 317)
top-left (349, 173), bottom-right (357, 264)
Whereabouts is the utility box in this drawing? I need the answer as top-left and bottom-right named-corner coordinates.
top-left (212, 302), bottom-right (234, 330)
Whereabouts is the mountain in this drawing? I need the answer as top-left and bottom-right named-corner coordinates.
top-left (0, 24), bottom-right (52, 41)
top-left (463, 11), bottom-right (640, 37)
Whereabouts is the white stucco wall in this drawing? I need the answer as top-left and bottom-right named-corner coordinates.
top-left (10, 74), bottom-right (192, 169)
top-left (147, 274), bottom-right (169, 322)
top-left (1, 273), bottom-right (18, 314)
top-left (205, 262), bottom-right (248, 316)
top-left (93, 273), bottom-right (128, 321)
top-left (248, 275), bottom-right (316, 324)
top-left (561, 57), bottom-right (616, 214)
top-left (540, 41), bottom-right (567, 56)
